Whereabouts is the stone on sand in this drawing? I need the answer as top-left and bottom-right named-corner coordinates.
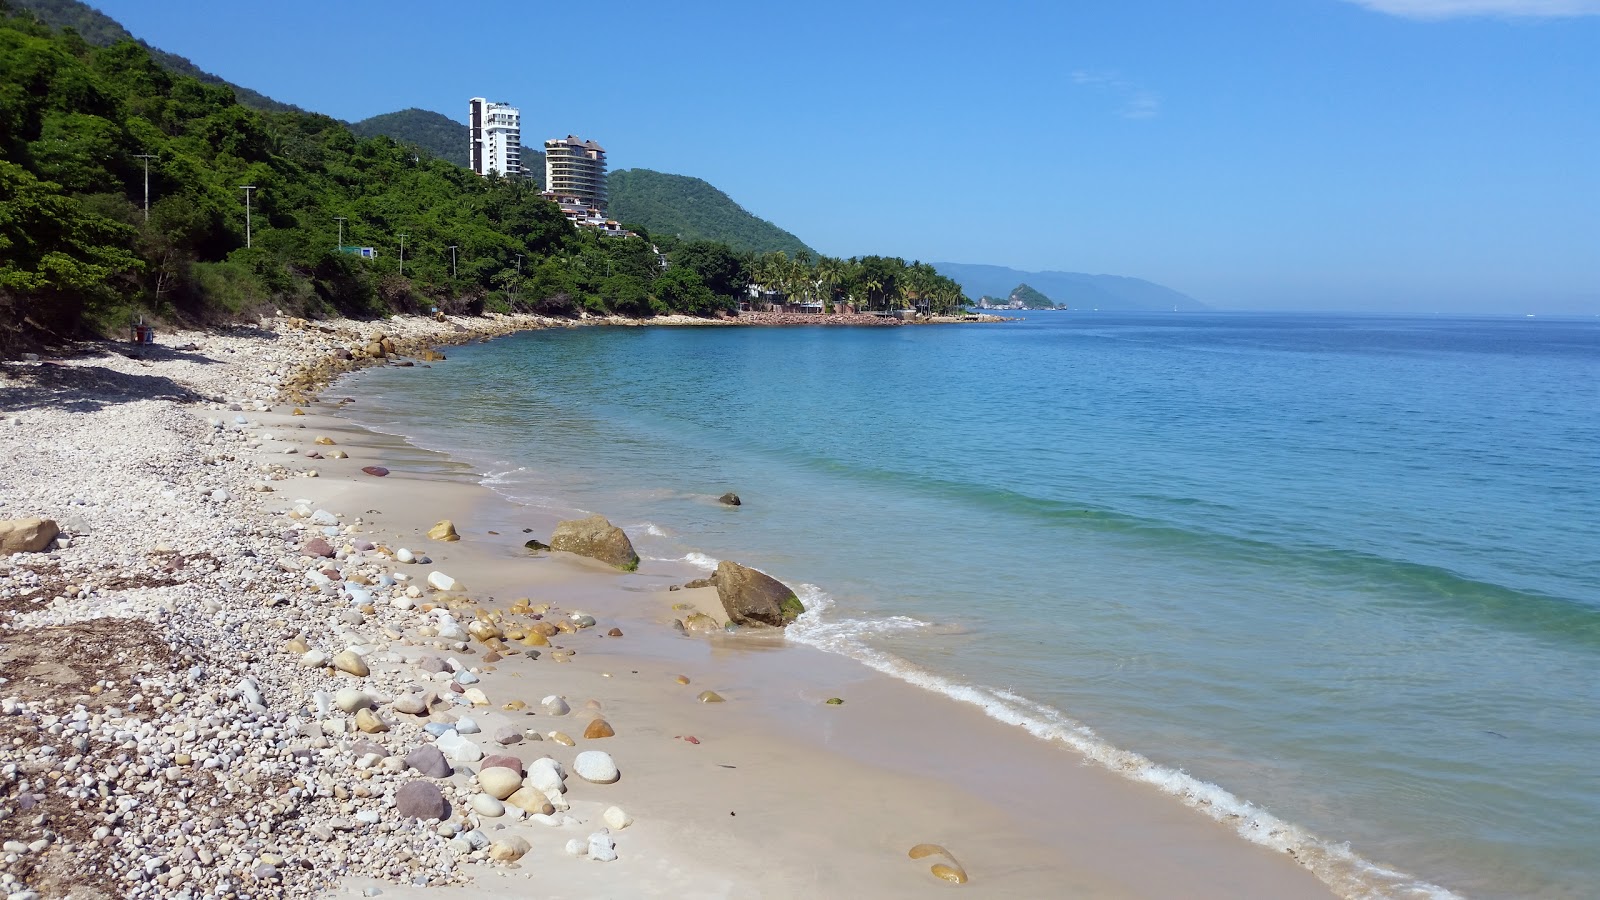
top-left (426, 571), bottom-right (458, 592)
top-left (548, 514), bottom-right (640, 571)
top-left (583, 718), bottom-right (615, 739)
top-left (490, 836), bottom-right (530, 862)
top-left (428, 519), bottom-right (460, 542)
top-left (332, 650), bottom-right (369, 677)
top-left (603, 806), bottom-right (632, 830)
top-left (478, 767), bottom-right (522, 800)
top-left (0, 518), bottom-right (58, 553)
top-left (404, 745), bottom-right (452, 778)
top-left (573, 750), bottom-right (619, 784)
top-left (395, 781), bottom-right (449, 820)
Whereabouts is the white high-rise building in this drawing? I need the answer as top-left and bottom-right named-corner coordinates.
top-left (544, 135), bottom-right (607, 212)
top-left (468, 98), bottom-right (522, 177)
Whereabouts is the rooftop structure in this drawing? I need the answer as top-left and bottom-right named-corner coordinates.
top-left (469, 98), bottom-right (523, 177)
top-left (544, 135), bottom-right (607, 212)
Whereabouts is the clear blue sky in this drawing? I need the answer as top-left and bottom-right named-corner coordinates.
top-left (89, 0), bottom-right (1599, 313)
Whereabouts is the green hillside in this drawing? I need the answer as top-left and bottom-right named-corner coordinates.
top-left (349, 108), bottom-right (550, 181)
top-left (1008, 283), bottom-right (1058, 309)
top-left (608, 169), bottom-right (813, 256)
top-left (9, 0), bottom-right (307, 114)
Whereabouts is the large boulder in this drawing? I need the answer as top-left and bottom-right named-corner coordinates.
top-left (395, 780), bottom-right (450, 820)
top-left (0, 518), bottom-right (58, 554)
top-left (549, 515), bottom-right (639, 572)
top-left (715, 560), bottom-right (804, 627)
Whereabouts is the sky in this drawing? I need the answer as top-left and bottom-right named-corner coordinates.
top-left (86, 0), bottom-right (1600, 313)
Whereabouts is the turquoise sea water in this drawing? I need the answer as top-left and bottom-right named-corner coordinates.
top-left (346, 313), bottom-right (1600, 899)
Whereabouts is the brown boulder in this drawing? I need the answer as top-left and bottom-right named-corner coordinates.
top-left (715, 560), bottom-right (804, 627)
top-left (0, 518), bottom-right (58, 554)
top-left (548, 515), bottom-right (639, 571)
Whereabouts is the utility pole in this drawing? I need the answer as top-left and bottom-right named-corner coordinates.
top-left (134, 153), bottom-right (156, 221)
top-left (513, 253), bottom-right (522, 305)
top-left (448, 245), bottom-right (458, 279)
top-left (239, 185), bottom-right (256, 248)
top-left (334, 216), bottom-right (347, 251)
top-left (398, 233), bottom-right (408, 276)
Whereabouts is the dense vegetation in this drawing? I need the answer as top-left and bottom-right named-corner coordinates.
top-left (10, 0), bottom-right (306, 114)
top-left (0, 6), bottom-right (969, 353)
top-left (609, 169), bottom-right (813, 257)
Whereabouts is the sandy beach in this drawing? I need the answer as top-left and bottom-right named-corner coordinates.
top-left (0, 314), bottom-right (1334, 899)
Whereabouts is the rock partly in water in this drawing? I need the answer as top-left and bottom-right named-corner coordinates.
top-left (361, 465), bottom-right (390, 477)
top-left (548, 514), bottom-right (639, 571)
top-left (718, 492), bottom-right (742, 506)
top-left (715, 560), bottom-right (804, 627)
top-left (0, 518), bottom-right (58, 553)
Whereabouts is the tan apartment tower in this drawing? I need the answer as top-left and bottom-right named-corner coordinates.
top-left (544, 135), bottom-right (607, 212)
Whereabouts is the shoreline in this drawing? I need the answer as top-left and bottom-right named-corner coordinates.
top-left (1, 314), bottom-right (1329, 899)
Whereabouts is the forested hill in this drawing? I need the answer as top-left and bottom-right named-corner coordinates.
top-left (9, 0), bottom-right (306, 114)
top-left (348, 108), bottom-right (527, 176)
top-left (608, 169), bottom-right (814, 257)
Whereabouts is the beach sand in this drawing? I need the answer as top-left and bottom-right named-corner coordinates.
top-left (0, 315), bottom-right (1334, 899)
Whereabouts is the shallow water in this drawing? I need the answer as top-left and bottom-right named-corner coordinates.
top-left (346, 312), bottom-right (1600, 899)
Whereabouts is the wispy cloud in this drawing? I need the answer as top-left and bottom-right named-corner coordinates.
top-left (1071, 71), bottom-right (1162, 120)
top-left (1343, 0), bottom-right (1600, 19)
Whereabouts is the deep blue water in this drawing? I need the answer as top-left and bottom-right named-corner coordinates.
top-left (347, 312), bottom-right (1600, 899)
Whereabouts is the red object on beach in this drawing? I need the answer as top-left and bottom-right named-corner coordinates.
top-left (676, 735), bottom-right (700, 744)
top-left (361, 466), bottom-right (389, 477)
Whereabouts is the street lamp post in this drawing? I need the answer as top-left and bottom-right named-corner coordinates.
top-left (449, 245), bottom-right (458, 279)
top-left (398, 233), bottom-right (408, 276)
top-left (134, 154), bottom-right (156, 221)
top-left (239, 185), bottom-right (256, 248)
top-left (334, 216), bottom-right (347, 251)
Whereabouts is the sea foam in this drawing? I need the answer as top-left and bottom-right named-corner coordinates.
top-left (784, 585), bottom-right (1459, 900)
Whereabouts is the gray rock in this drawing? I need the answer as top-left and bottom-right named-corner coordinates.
top-left (493, 726), bottom-right (523, 746)
top-left (715, 560), bottom-right (804, 627)
top-left (404, 744), bottom-right (452, 778)
top-left (395, 780), bottom-right (450, 820)
top-left (548, 514), bottom-right (639, 571)
top-left (417, 655), bottom-right (447, 673)
top-left (718, 492), bottom-right (742, 506)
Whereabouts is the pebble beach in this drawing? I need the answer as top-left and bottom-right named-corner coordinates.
top-left (0, 313), bottom-right (1335, 900)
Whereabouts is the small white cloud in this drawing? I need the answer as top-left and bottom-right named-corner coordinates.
top-left (1071, 70), bottom-right (1161, 120)
top-left (1345, 0), bottom-right (1600, 19)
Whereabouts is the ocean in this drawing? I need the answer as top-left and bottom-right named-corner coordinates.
top-left (344, 312), bottom-right (1600, 899)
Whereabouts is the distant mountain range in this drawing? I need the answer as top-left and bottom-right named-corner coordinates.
top-left (935, 263), bottom-right (1207, 311)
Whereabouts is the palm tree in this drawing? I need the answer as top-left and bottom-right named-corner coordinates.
top-left (815, 256), bottom-right (846, 314)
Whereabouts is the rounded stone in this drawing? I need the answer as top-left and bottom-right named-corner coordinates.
top-left (603, 806), bottom-right (632, 830)
top-left (470, 794), bottom-right (505, 818)
top-left (696, 691), bottom-right (725, 703)
top-left (573, 750), bottom-right (619, 784)
top-left (394, 780), bottom-right (449, 820)
top-left (332, 650), bottom-right (369, 677)
top-left (489, 835), bottom-right (530, 862)
top-left (404, 744), bottom-right (452, 779)
top-left (334, 689), bottom-right (372, 713)
top-left (479, 767), bottom-right (522, 800)
top-left (583, 719), bottom-right (615, 740)
top-left (507, 787), bottom-right (554, 816)
top-left (354, 709), bottom-right (388, 733)
top-left (541, 695), bottom-right (570, 716)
